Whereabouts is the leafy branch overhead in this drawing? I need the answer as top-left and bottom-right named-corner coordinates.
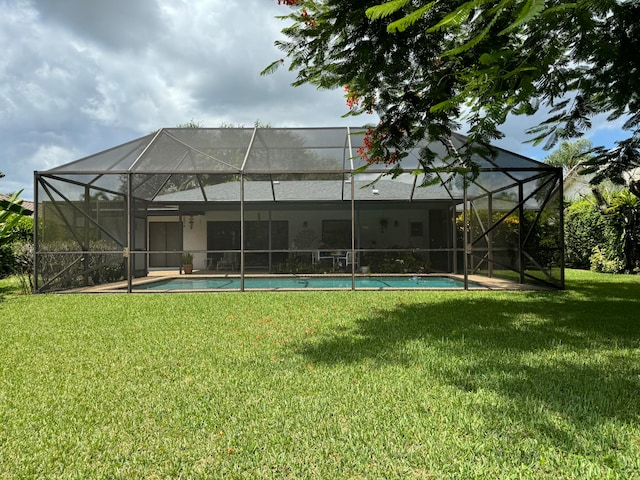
top-left (267, 0), bottom-right (640, 193)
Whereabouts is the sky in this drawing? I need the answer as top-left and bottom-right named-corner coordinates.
top-left (0, 0), bottom-right (628, 200)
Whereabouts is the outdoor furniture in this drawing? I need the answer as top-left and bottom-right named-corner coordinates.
top-left (334, 251), bottom-right (358, 270)
top-left (216, 252), bottom-right (238, 271)
top-left (313, 250), bottom-right (358, 270)
top-left (313, 250), bottom-right (335, 267)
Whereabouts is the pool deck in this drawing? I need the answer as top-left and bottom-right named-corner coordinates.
top-left (68, 269), bottom-right (549, 293)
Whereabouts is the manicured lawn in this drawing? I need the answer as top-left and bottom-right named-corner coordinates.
top-left (1, 270), bottom-right (639, 478)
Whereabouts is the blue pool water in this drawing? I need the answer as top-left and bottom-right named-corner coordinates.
top-left (131, 275), bottom-right (476, 291)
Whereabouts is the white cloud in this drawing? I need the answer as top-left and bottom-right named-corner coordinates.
top-left (31, 144), bottom-right (81, 171)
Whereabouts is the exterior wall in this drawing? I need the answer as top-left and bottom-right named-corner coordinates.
top-left (183, 216), bottom-right (207, 270)
top-left (147, 204), bottom-right (451, 271)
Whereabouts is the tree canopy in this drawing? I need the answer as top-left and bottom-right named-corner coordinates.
top-left (266, 0), bottom-right (640, 192)
top-left (543, 139), bottom-right (593, 194)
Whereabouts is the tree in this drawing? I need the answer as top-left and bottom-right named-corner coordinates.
top-left (1, 172), bottom-right (34, 282)
top-left (543, 139), bottom-right (593, 196)
top-left (591, 189), bottom-right (640, 272)
top-left (266, 0), bottom-right (640, 190)
top-left (176, 119), bottom-right (204, 129)
top-left (583, 139), bottom-right (640, 199)
top-left (1, 172), bottom-right (33, 247)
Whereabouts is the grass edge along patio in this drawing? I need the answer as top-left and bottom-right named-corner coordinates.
top-left (33, 127), bottom-right (563, 293)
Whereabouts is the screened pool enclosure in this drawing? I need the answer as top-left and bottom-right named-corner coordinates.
top-left (34, 127), bottom-right (564, 292)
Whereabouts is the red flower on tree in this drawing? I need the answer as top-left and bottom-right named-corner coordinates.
top-left (357, 128), bottom-right (399, 166)
top-left (343, 85), bottom-right (360, 110)
top-left (300, 8), bottom-right (317, 28)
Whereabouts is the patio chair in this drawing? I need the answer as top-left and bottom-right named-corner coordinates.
top-left (345, 251), bottom-right (358, 268)
top-left (216, 252), bottom-right (238, 271)
top-left (335, 251), bottom-right (358, 270)
top-left (313, 250), bottom-right (333, 265)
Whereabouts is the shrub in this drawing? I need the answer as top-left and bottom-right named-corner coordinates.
top-left (590, 246), bottom-right (626, 274)
top-left (0, 217), bottom-right (33, 277)
top-left (564, 200), bottom-right (609, 269)
top-left (12, 241), bottom-right (34, 293)
top-left (0, 244), bottom-right (13, 277)
top-left (37, 240), bottom-right (125, 292)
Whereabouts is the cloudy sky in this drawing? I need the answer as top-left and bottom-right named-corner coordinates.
top-left (1, 0), bottom-right (626, 200)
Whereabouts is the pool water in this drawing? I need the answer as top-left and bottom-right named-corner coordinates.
top-left (131, 275), bottom-right (475, 291)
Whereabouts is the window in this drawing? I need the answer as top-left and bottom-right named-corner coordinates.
top-left (322, 220), bottom-right (351, 249)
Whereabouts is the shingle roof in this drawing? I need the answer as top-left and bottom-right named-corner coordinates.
top-left (154, 179), bottom-right (455, 203)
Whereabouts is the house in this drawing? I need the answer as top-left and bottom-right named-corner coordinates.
top-left (0, 194), bottom-right (34, 216)
top-left (33, 127), bottom-right (563, 292)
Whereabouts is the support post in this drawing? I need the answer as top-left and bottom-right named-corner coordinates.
top-left (126, 172), bottom-right (133, 293)
top-left (83, 185), bottom-right (90, 286)
top-left (33, 174), bottom-right (39, 293)
top-left (240, 173), bottom-right (245, 291)
top-left (518, 182), bottom-right (525, 284)
top-left (351, 172), bottom-right (356, 290)
top-left (488, 193), bottom-right (493, 278)
top-left (559, 174), bottom-right (565, 289)
top-left (463, 175), bottom-right (469, 290)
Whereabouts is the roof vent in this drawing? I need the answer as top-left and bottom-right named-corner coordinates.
top-left (372, 188), bottom-right (379, 195)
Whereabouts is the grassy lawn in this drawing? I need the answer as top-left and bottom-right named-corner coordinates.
top-left (1, 270), bottom-right (639, 479)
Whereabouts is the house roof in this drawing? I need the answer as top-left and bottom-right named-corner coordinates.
top-left (154, 178), bottom-right (456, 203)
top-left (0, 194), bottom-right (34, 215)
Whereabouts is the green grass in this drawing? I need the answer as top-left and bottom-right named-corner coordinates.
top-left (1, 270), bottom-right (639, 479)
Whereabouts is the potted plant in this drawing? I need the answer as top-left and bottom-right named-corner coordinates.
top-left (181, 252), bottom-right (194, 274)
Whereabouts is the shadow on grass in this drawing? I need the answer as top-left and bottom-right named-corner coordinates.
top-left (293, 278), bottom-right (640, 447)
top-left (0, 284), bottom-right (18, 302)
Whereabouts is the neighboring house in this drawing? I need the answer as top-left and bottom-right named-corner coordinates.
top-left (33, 127), bottom-right (564, 292)
top-left (0, 194), bottom-right (34, 216)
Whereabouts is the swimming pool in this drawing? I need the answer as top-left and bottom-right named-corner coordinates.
top-left (130, 275), bottom-right (477, 291)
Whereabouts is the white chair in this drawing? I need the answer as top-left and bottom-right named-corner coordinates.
top-left (216, 252), bottom-right (238, 271)
top-left (334, 251), bottom-right (358, 270)
top-left (314, 250), bottom-right (333, 265)
top-left (345, 251), bottom-right (358, 268)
